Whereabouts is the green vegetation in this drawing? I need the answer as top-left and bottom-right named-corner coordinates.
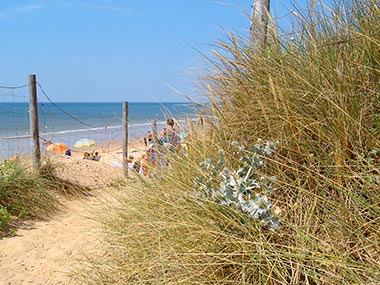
top-left (77, 1), bottom-right (380, 284)
top-left (0, 159), bottom-right (91, 237)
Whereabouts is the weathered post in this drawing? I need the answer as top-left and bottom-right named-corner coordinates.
top-left (28, 74), bottom-right (41, 169)
top-left (250, 0), bottom-right (270, 54)
top-left (122, 101), bottom-right (128, 177)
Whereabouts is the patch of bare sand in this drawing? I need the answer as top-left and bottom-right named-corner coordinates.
top-left (0, 194), bottom-right (104, 284)
top-left (0, 139), bottom-right (146, 284)
top-left (44, 137), bottom-right (146, 187)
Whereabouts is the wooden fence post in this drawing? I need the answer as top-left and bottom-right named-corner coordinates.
top-left (28, 74), bottom-right (41, 169)
top-left (250, 0), bottom-right (270, 54)
top-left (122, 101), bottom-right (128, 177)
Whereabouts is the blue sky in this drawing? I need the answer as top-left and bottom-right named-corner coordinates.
top-left (0, 0), bottom-right (318, 103)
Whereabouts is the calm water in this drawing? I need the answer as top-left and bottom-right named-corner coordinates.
top-left (0, 102), bottom-right (198, 158)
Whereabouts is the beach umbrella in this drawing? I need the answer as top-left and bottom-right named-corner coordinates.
top-left (74, 138), bottom-right (95, 148)
top-left (46, 142), bottom-right (67, 152)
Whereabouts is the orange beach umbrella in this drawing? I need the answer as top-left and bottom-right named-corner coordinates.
top-left (46, 142), bottom-right (67, 152)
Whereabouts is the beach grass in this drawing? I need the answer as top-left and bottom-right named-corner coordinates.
top-left (0, 158), bottom-right (92, 237)
top-left (76, 1), bottom-right (380, 284)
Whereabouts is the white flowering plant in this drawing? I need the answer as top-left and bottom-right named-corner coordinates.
top-left (194, 140), bottom-right (280, 231)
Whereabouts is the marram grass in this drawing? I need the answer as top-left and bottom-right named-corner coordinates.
top-left (0, 158), bottom-right (92, 236)
top-left (76, 1), bottom-right (380, 284)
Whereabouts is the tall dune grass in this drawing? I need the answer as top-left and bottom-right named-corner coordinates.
top-left (77, 1), bottom-right (380, 284)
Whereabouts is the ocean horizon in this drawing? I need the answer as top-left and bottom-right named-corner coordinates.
top-left (0, 102), bottom-right (200, 158)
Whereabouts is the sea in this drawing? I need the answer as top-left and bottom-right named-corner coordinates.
top-left (0, 102), bottom-right (199, 159)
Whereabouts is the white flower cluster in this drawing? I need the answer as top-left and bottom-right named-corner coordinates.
top-left (195, 140), bottom-right (280, 231)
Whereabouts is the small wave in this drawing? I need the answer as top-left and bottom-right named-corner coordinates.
top-left (0, 134), bottom-right (31, 140)
top-left (0, 122), bottom-right (155, 140)
top-left (42, 125), bottom-right (122, 135)
top-left (0, 118), bottom-right (197, 140)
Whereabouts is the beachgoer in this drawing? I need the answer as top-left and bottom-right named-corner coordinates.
top-left (140, 151), bottom-right (152, 176)
top-left (133, 159), bottom-right (141, 172)
top-left (127, 155), bottom-right (135, 169)
top-left (147, 145), bottom-right (156, 165)
top-left (65, 149), bottom-right (71, 157)
top-left (93, 151), bottom-right (101, 161)
top-left (158, 118), bottom-right (180, 152)
top-left (147, 131), bottom-right (154, 144)
top-left (83, 152), bottom-right (91, 159)
top-left (127, 155), bottom-right (134, 163)
top-left (144, 131), bottom-right (154, 147)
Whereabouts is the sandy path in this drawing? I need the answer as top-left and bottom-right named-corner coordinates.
top-left (0, 139), bottom-right (143, 285)
top-left (0, 191), bottom-right (108, 285)
top-left (0, 142), bottom-right (144, 284)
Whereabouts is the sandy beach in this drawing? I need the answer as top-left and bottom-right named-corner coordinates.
top-left (41, 137), bottom-right (146, 186)
top-left (0, 138), bottom-right (147, 284)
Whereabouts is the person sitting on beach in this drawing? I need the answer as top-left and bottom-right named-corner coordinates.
top-left (147, 131), bottom-right (154, 144)
top-left (140, 153), bottom-right (149, 176)
top-left (83, 151), bottom-right (100, 160)
top-left (127, 155), bottom-right (135, 169)
top-left (140, 151), bottom-right (153, 176)
top-left (144, 131), bottom-right (154, 147)
top-left (92, 151), bottom-right (101, 161)
top-left (138, 145), bottom-right (157, 176)
top-left (133, 159), bottom-right (141, 173)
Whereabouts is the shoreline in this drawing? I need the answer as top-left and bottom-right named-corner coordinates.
top-left (0, 124), bottom-right (153, 160)
top-left (0, 127), bottom-right (149, 159)
top-left (0, 117), bottom-right (196, 160)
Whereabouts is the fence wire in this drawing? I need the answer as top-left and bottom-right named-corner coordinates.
top-left (0, 79), bottom-right (195, 183)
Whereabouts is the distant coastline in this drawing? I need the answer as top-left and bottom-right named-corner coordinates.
top-left (0, 102), bottom-right (199, 159)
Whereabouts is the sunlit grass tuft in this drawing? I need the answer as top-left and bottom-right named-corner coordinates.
top-left (0, 158), bottom-right (92, 236)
